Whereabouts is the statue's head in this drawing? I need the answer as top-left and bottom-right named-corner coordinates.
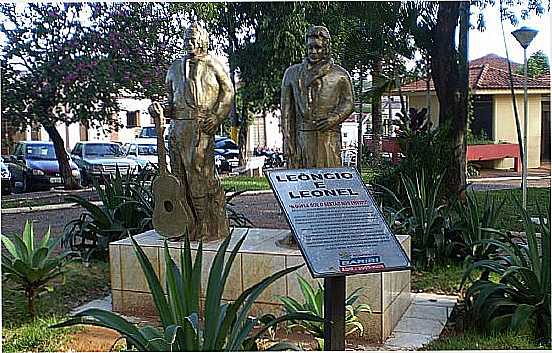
top-left (306, 26), bottom-right (331, 64)
top-left (184, 22), bottom-right (209, 56)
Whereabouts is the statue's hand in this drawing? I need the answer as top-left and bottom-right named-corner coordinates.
top-left (148, 102), bottom-right (164, 119)
top-left (315, 116), bottom-right (337, 132)
top-left (201, 115), bottom-right (219, 135)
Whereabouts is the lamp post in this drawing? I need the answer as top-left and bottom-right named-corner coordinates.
top-left (512, 26), bottom-right (538, 209)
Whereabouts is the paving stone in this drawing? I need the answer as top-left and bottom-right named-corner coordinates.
top-left (411, 293), bottom-right (457, 307)
top-left (383, 332), bottom-right (436, 350)
top-left (393, 317), bottom-right (445, 336)
top-left (404, 304), bottom-right (448, 324)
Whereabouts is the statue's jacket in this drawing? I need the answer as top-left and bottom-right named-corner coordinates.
top-left (281, 59), bottom-right (354, 167)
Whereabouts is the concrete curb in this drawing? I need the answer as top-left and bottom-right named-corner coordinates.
top-left (1, 191), bottom-right (273, 214)
top-left (2, 201), bottom-right (102, 214)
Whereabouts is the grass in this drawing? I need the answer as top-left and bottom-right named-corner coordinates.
top-left (473, 187), bottom-right (550, 231)
top-left (422, 329), bottom-right (551, 350)
top-left (221, 175), bottom-right (270, 192)
top-left (2, 260), bottom-right (111, 352)
top-left (411, 262), bottom-right (465, 295)
top-left (2, 316), bottom-right (80, 353)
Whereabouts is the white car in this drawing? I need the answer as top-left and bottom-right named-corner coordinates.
top-left (124, 140), bottom-right (170, 170)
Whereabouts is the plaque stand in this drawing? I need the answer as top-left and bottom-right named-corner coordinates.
top-left (324, 276), bottom-right (345, 350)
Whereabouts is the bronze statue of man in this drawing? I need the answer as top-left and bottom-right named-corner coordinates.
top-left (150, 23), bottom-right (234, 241)
top-left (281, 26), bottom-right (354, 168)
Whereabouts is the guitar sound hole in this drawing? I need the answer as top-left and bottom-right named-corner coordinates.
top-left (164, 201), bottom-right (174, 212)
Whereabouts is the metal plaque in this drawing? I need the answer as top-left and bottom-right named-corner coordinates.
top-left (267, 167), bottom-right (411, 278)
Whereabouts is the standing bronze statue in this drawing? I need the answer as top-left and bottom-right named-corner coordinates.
top-left (281, 26), bottom-right (354, 168)
top-left (149, 23), bottom-right (234, 241)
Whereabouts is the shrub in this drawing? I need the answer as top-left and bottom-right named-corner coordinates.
top-left (401, 171), bottom-right (450, 269)
top-left (461, 200), bottom-right (550, 341)
top-left (62, 168), bottom-right (153, 261)
top-left (450, 190), bottom-right (506, 262)
top-left (1, 221), bottom-right (72, 318)
top-left (53, 230), bottom-right (322, 351)
top-left (278, 275), bottom-right (371, 350)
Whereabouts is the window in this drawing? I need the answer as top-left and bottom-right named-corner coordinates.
top-left (471, 95), bottom-right (493, 141)
top-left (84, 143), bottom-right (123, 157)
top-left (126, 111), bottom-right (140, 128)
top-left (72, 144), bottom-right (82, 157)
top-left (128, 144), bottom-right (137, 155)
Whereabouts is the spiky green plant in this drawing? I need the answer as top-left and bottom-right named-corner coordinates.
top-left (461, 199), bottom-right (550, 341)
top-left (401, 170), bottom-right (449, 269)
top-left (450, 190), bottom-right (506, 262)
top-left (63, 166), bottom-right (153, 260)
top-left (53, 230), bottom-right (322, 351)
top-left (1, 221), bottom-right (72, 318)
top-left (277, 275), bottom-right (371, 350)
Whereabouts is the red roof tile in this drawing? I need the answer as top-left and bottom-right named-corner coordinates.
top-left (401, 63), bottom-right (550, 93)
top-left (469, 54), bottom-right (520, 72)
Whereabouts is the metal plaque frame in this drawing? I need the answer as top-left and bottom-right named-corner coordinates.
top-left (267, 167), bottom-right (412, 278)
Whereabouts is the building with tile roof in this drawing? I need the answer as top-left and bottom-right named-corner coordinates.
top-left (400, 54), bottom-right (550, 169)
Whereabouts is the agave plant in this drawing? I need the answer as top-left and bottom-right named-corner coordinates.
top-left (1, 221), bottom-right (72, 318)
top-left (461, 199), bottom-right (550, 341)
top-left (401, 170), bottom-right (449, 269)
top-left (63, 167), bottom-right (153, 260)
top-left (450, 190), bottom-right (506, 262)
top-left (277, 275), bottom-right (371, 350)
top-left (53, 230), bottom-right (322, 351)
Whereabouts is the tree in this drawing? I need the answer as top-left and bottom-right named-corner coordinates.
top-left (89, 3), bottom-right (191, 102)
top-left (515, 50), bottom-right (550, 77)
top-left (1, 4), bottom-right (121, 189)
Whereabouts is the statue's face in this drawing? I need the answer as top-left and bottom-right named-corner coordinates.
top-left (307, 36), bottom-right (328, 64)
top-left (184, 29), bottom-right (203, 57)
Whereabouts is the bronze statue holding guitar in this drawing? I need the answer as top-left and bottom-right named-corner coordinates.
top-left (148, 23), bottom-right (234, 241)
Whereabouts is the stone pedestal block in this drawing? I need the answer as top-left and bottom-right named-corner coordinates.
top-left (109, 228), bottom-right (411, 343)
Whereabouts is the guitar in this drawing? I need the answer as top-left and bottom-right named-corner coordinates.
top-left (150, 102), bottom-right (190, 238)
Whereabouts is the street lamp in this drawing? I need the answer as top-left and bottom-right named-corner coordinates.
top-left (512, 26), bottom-right (538, 209)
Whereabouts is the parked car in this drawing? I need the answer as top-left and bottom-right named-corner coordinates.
top-left (1, 156), bottom-right (12, 194)
top-left (123, 139), bottom-right (170, 169)
top-left (215, 136), bottom-right (239, 170)
top-left (71, 141), bottom-right (139, 186)
top-left (4, 141), bottom-right (81, 193)
top-left (137, 124), bottom-right (169, 140)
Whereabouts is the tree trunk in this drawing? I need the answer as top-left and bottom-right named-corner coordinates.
top-left (238, 102), bottom-right (248, 166)
top-left (43, 123), bottom-right (80, 190)
top-left (371, 60), bottom-right (383, 159)
top-left (27, 287), bottom-right (36, 319)
top-left (430, 1), bottom-right (468, 197)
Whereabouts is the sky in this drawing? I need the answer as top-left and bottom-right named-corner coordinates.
top-left (469, 7), bottom-right (551, 63)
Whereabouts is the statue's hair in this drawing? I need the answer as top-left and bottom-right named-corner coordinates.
top-left (306, 25), bottom-right (331, 51)
top-left (185, 22), bottom-right (209, 52)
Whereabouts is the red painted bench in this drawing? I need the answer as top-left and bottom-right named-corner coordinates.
top-left (466, 143), bottom-right (521, 172)
top-left (364, 136), bottom-right (521, 172)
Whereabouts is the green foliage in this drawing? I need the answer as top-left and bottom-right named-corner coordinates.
top-left (450, 190), bottom-right (506, 261)
top-left (2, 316), bottom-right (79, 353)
top-left (412, 262), bottom-right (466, 295)
top-left (221, 176), bottom-right (270, 192)
top-left (1, 221), bottom-right (72, 318)
top-left (462, 200), bottom-right (551, 341)
top-left (1, 4), bottom-right (122, 186)
top-left (401, 171), bottom-right (450, 269)
top-left (278, 275), bottom-right (371, 350)
top-left (474, 188), bottom-right (551, 232)
top-left (421, 328), bottom-right (550, 350)
top-left (54, 230), bottom-right (323, 351)
top-left (515, 50), bottom-right (550, 78)
top-left (62, 168), bottom-right (153, 261)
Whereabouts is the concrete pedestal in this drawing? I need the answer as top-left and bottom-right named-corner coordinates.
top-left (109, 228), bottom-right (411, 343)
